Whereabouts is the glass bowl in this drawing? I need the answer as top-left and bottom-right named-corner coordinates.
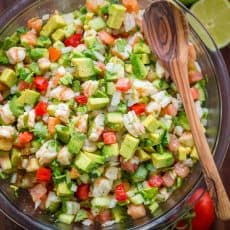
top-left (0, 0), bottom-right (229, 229)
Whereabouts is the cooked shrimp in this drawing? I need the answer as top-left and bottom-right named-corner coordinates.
top-left (92, 178), bottom-right (112, 197)
top-left (74, 114), bottom-right (88, 133)
top-left (6, 47), bottom-right (26, 64)
top-left (17, 110), bottom-right (35, 130)
top-left (55, 103), bottom-right (70, 123)
top-left (133, 79), bottom-right (157, 97)
top-left (88, 113), bottom-right (104, 142)
top-left (127, 204), bottom-right (146, 219)
top-left (0, 103), bottom-right (15, 125)
top-left (0, 126), bottom-right (15, 139)
top-left (49, 85), bottom-right (75, 101)
top-left (57, 146), bottom-right (72, 166)
top-left (82, 138), bottom-right (97, 152)
top-left (81, 80), bottom-right (99, 97)
top-left (27, 17), bottom-right (43, 33)
top-left (21, 30), bottom-right (37, 47)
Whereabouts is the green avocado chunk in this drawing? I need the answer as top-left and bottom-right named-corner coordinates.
top-left (131, 54), bottom-right (148, 79)
top-left (56, 182), bottom-right (73, 197)
top-left (72, 58), bottom-right (95, 78)
top-left (16, 89), bottom-right (40, 105)
top-left (68, 131), bottom-right (86, 155)
top-left (106, 112), bottom-right (124, 131)
top-left (88, 17), bottom-right (106, 31)
top-left (143, 115), bottom-right (161, 133)
top-left (151, 152), bottom-right (174, 169)
top-left (88, 97), bottom-right (109, 110)
top-left (0, 68), bottom-right (16, 87)
top-left (74, 152), bottom-right (95, 172)
top-left (9, 97), bottom-right (24, 117)
top-left (55, 125), bottom-right (70, 144)
top-left (107, 4), bottom-right (126, 29)
top-left (102, 143), bottom-right (119, 158)
top-left (40, 15), bottom-right (66, 37)
top-left (120, 134), bottom-right (139, 160)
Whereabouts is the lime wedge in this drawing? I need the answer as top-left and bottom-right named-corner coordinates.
top-left (191, 0), bottom-right (230, 49)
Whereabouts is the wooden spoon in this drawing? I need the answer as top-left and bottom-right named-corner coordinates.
top-left (142, 0), bottom-right (230, 220)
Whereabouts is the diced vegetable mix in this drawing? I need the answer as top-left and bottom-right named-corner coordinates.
top-left (0, 0), bottom-right (208, 226)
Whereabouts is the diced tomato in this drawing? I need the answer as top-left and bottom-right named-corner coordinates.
top-left (116, 78), bottom-right (132, 92)
top-left (190, 87), bottom-right (199, 100)
top-left (76, 184), bottom-right (90, 201)
top-left (115, 183), bottom-right (127, 201)
top-left (48, 117), bottom-right (60, 135)
top-left (18, 131), bottom-right (33, 145)
top-left (188, 71), bottom-right (202, 84)
top-left (34, 101), bottom-right (48, 116)
top-left (48, 47), bottom-right (61, 62)
top-left (161, 104), bottom-right (178, 116)
top-left (64, 33), bottom-right (82, 47)
top-left (122, 0), bottom-right (139, 12)
top-left (36, 167), bottom-right (52, 182)
top-left (27, 17), bottom-right (43, 33)
top-left (75, 95), bottom-right (88, 105)
top-left (98, 31), bottom-right (115, 45)
top-left (103, 132), bottom-right (117, 144)
top-left (176, 220), bottom-right (189, 230)
top-left (129, 103), bottom-right (146, 115)
top-left (148, 175), bottom-right (164, 187)
top-left (18, 80), bottom-right (33, 91)
top-left (33, 76), bottom-right (48, 92)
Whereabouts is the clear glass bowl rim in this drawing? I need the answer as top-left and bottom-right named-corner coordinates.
top-left (0, 0), bottom-right (229, 229)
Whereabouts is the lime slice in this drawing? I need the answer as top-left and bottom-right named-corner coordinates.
top-left (191, 0), bottom-right (230, 49)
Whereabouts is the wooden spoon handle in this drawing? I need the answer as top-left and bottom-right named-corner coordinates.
top-left (171, 60), bottom-right (230, 220)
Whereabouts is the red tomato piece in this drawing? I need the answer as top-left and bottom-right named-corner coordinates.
top-left (36, 167), bottom-right (52, 182)
top-left (115, 183), bottom-right (127, 201)
top-left (76, 184), bottom-right (90, 201)
top-left (18, 80), bottom-right (33, 91)
top-left (34, 101), bottom-right (48, 116)
top-left (129, 103), bottom-right (146, 115)
top-left (189, 188), bottom-right (215, 230)
top-left (103, 132), bottom-right (117, 144)
top-left (148, 175), bottom-right (164, 187)
top-left (33, 76), bottom-right (48, 92)
top-left (190, 87), bottom-right (199, 100)
top-left (75, 95), bottom-right (88, 105)
top-left (116, 78), bottom-right (132, 92)
top-left (64, 33), bottom-right (82, 47)
top-left (18, 131), bottom-right (33, 145)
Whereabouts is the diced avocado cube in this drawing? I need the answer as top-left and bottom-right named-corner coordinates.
top-left (106, 112), bottom-right (124, 131)
top-left (149, 202), bottom-right (159, 214)
top-left (64, 23), bottom-right (76, 38)
top-left (40, 15), bottom-right (66, 37)
top-left (137, 54), bottom-right (150, 65)
top-left (125, 63), bottom-right (133, 73)
top-left (191, 147), bottom-right (199, 160)
top-left (0, 68), bottom-right (16, 87)
top-left (143, 115), bottom-right (161, 133)
top-left (120, 134), bottom-right (139, 160)
top-left (11, 149), bottom-right (22, 168)
top-left (0, 153), bottom-right (12, 172)
top-left (151, 152), bottom-right (174, 169)
top-left (30, 48), bottom-right (48, 61)
top-left (56, 182), bottom-right (73, 197)
top-left (17, 89), bottom-right (40, 105)
top-left (74, 209), bottom-right (88, 222)
top-left (112, 206), bottom-right (126, 223)
top-left (72, 58), bottom-right (95, 78)
top-left (88, 17), bottom-right (106, 31)
top-left (153, 79), bottom-right (169, 90)
top-left (68, 132), bottom-right (86, 154)
top-left (149, 129), bottom-right (165, 146)
top-left (194, 81), bottom-right (206, 101)
top-left (58, 214), bottom-right (75, 224)
top-left (84, 151), bottom-right (105, 164)
top-left (178, 146), bottom-right (191, 161)
top-left (45, 192), bottom-right (61, 212)
top-left (107, 4), bottom-right (126, 30)
top-left (136, 149), bottom-right (151, 162)
top-left (0, 49), bottom-right (9, 65)
top-left (88, 97), bottom-right (109, 110)
top-left (9, 97), bottom-right (24, 117)
top-left (132, 164), bottom-right (148, 182)
top-left (130, 194), bottom-right (144, 205)
top-left (106, 82), bottom-right (115, 96)
top-left (131, 54), bottom-right (148, 79)
top-left (47, 104), bottom-right (57, 116)
top-left (74, 152), bottom-right (95, 172)
top-left (37, 36), bottom-right (52, 48)
top-left (102, 143), bottom-right (119, 158)
top-left (55, 125), bottom-right (70, 144)
top-left (91, 197), bottom-right (111, 208)
top-left (51, 29), bottom-right (65, 41)
top-left (133, 42), bottom-right (151, 54)
top-left (53, 40), bottom-right (65, 50)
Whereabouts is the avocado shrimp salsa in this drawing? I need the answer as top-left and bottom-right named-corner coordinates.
top-left (0, 0), bottom-right (208, 226)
